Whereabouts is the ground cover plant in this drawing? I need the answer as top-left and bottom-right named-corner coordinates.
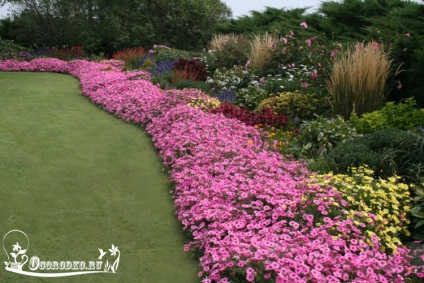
top-left (2, 58), bottom-right (424, 282)
top-left (0, 70), bottom-right (198, 282)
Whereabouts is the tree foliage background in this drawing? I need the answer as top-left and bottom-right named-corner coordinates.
top-left (0, 0), bottom-right (232, 54)
top-left (0, 0), bottom-right (422, 105)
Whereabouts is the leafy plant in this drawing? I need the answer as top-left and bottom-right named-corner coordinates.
top-left (207, 33), bottom-right (251, 70)
top-left (206, 65), bottom-right (253, 91)
top-left (153, 48), bottom-right (201, 63)
top-left (234, 85), bottom-right (269, 110)
top-left (350, 97), bottom-right (424, 134)
top-left (327, 128), bottom-right (424, 183)
top-left (255, 91), bottom-right (316, 120)
top-left (210, 102), bottom-right (287, 128)
top-left (0, 37), bottom-right (30, 60)
top-left (411, 183), bottom-right (424, 234)
top-left (112, 47), bottom-right (146, 69)
top-left (172, 58), bottom-right (207, 82)
top-left (297, 115), bottom-right (362, 158)
top-left (174, 80), bottom-right (212, 93)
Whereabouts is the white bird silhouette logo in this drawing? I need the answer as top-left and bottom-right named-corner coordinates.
top-left (98, 248), bottom-right (107, 260)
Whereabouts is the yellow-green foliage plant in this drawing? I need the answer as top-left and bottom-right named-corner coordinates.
top-left (249, 32), bottom-right (279, 75)
top-left (327, 41), bottom-right (393, 119)
top-left (255, 91), bottom-right (317, 119)
top-left (308, 165), bottom-right (411, 252)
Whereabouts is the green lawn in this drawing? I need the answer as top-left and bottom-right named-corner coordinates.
top-left (0, 72), bottom-right (199, 283)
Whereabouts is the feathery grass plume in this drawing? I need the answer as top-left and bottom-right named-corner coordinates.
top-left (249, 31), bottom-right (279, 75)
top-left (327, 41), bottom-right (393, 119)
top-left (208, 33), bottom-right (246, 51)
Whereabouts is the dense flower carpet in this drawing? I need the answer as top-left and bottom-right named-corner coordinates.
top-left (1, 58), bottom-right (423, 282)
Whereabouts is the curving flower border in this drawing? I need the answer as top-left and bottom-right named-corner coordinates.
top-left (1, 58), bottom-right (423, 282)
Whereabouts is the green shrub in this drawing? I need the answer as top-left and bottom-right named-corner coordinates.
top-left (327, 128), bottom-right (424, 183)
top-left (154, 48), bottom-right (202, 63)
top-left (207, 66), bottom-right (253, 92)
top-left (297, 115), bottom-right (362, 159)
top-left (174, 80), bottom-right (212, 93)
top-left (0, 37), bottom-right (28, 60)
top-left (234, 85), bottom-right (269, 110)
top-left (207, 33), bottom-right (251, 71)
top-left (255, 91), bottom-right (316, 120)
top-left (350, 97), bottom-right (424, 134)
top-left (151, 71), bottom-right (180, 90)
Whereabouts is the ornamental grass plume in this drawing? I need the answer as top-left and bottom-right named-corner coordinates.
top-left (327, 41), bottom-right (393, 119)
top-left (249, 31), bottom-right (279, 74)
top-left (208, 33), bottom-right (248, 51)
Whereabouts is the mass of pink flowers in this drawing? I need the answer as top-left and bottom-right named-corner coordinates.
top-left (1, 58), bottom-right (423, 282)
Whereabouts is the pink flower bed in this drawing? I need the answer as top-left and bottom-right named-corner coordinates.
top-left (1, 59), bottom-right (423, 282)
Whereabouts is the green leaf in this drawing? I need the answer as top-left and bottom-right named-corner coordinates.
top-left (415, 219), bottom-right (424, 229)
top-left (304, 143), bottom-right (312, 150)
top-left (413, 211), bottom-right (424, 218)
top-left (317, 132), bottom-right (324, 141)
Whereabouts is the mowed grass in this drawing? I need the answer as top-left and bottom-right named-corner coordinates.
top-left (0, 72), bottom-right (199, 283)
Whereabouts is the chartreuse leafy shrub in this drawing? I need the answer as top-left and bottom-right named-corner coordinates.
top-left (255, 91), bottom-right (317, 120)
top-left (297, 115), bottom-right (362, 158)
top-left (350, 97), bottom-right (424, 134)
top-left (308, 166), bottom-right (411, 252)
top-left (327, 128), bottom-right (424, 183)
top-left (327, 41), bottom-right (392, 119)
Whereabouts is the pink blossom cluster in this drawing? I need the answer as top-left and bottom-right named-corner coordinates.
top-left (0, 58), bottom-right (70, 73)
top-left (1, 59), bottom-right (423, 282)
